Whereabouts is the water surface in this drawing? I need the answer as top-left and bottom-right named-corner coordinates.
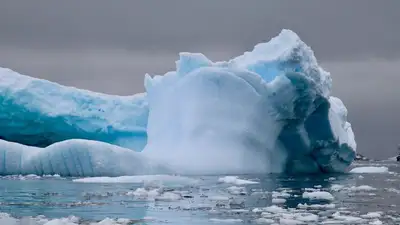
top-left (0, 161), bottom-right (399, 224)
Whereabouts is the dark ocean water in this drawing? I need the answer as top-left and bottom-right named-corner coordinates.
top-left (0, 161), bottom-right (399, 225)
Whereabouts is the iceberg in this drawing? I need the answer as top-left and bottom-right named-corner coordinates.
top-left (0, 139), bottom-right (169, 176)
top-left (0, 29), bottom-right (356, 176)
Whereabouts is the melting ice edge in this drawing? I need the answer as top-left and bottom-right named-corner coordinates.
top-left (0, 29), bottom-right (356, 176)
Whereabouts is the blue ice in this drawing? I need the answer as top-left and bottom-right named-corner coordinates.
top-left (0, 29), bottom-right (356, 176)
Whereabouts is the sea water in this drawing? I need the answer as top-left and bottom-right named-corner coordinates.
top-left (0, 161), bottom-right (399, 225)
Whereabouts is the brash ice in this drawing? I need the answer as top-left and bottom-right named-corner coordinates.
top-left (0, 30), bottom-right (356, 176)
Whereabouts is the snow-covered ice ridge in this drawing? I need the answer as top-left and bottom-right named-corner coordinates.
top-left (0, 29), bottom-right (356, 176)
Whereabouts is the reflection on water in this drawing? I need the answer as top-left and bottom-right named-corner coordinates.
top-left (0, 162), bottom-right (399, 224)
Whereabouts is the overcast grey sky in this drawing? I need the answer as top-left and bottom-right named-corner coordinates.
top-left (0, 0), bottom-right (399, 159)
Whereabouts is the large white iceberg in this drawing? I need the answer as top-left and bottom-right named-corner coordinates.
top-left (0, 29), bottom-right (356, 176)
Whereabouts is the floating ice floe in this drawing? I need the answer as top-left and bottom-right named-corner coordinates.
top-left (73, 174), bottom-right (198, 187)
top-left (302, 191), bottom-right (334, 201)
top-left (217, 176), bottom-right (258, 185)
top-left (0, 212), bottom-right (142, 225)
top-left (349, 166), bottom-right (389, 174)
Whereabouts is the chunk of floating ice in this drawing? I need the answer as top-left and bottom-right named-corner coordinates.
top-left (217, 176), bottom-right (258, 185)
top-left (302, 191), bottom-right (334, 201)
top-left (279, 218), bottom-right (305, 224)
top-left (369, 219), bottom-right (383, 225)
top-left (330, 184), bottom-right (344, 191)
top-left (209, 218), bottom-right (244, 223)
top-left (271, 198), bottom-right (286, 204)
top-left (349, 166), bottom-right (389, 173)
top-left (155, 192), bottom-right (182, 201)
top-left (126, 188), bottom-right (160, 199)
top-left (209, 196), bottom-right (231, 201)
top-left (226, 186), bottom-right (247, 195)
top-left (254, 218), bottom-right (275, 224)
top-left (297, 203), bottom-right (336, 209)
top-left (272, 191), bottom-right (291, 198)
top-left (126, 187), bottom-right (182, 201)
top-left (329, 212), bottom-right (365, 223)
top-left (348, 185), bottom-right (376, 192)
top-left (264, 205), bottom-right (286, 213)
top-left (0, 212), bottom-right (141, 225)
top-left (296, 213), bottom-right (319, 222)
top-left (73, 175), bottom-right (198, 186)
top-left (361, 212), bottom-right (382, 219)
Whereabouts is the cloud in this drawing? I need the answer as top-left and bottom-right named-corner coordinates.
top-left (1, 0), bottom-right (400, 60)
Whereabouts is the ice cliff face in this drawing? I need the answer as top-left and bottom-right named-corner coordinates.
top-left (0, 29), bottom-right (356, 176)
top-left (0, 69), bottom-right (148, 151)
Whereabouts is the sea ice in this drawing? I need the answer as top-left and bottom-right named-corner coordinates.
top-left (0, 212), bottom-right (137, 225)
top-left (0, 29), bottom-right (356, 176)
top-left (218, 176), bottom-right (258, 185)
top-left (349, 166), bottom-right (389, 174)
top-left (302, 191), bottom-right (334, 201)
top-left (73, 174), bottom-right (197, 186)
top-left (209, 218), bottom-right (244, 223)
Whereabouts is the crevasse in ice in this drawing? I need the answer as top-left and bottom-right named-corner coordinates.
top-left (0, 29), bottom-right (356, 176)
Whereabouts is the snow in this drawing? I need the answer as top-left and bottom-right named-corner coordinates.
top-left (302, 191), bottom-right (334, 201)
top-left (0, 29), bottom-right (356, 176)
top-left (349, 166), bottom-right (389, 173)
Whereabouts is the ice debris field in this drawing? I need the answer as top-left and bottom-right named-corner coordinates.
top-left (0, 29), bottom-right (356, 176)
top-left (1, 165), bottom-right (400, 225)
